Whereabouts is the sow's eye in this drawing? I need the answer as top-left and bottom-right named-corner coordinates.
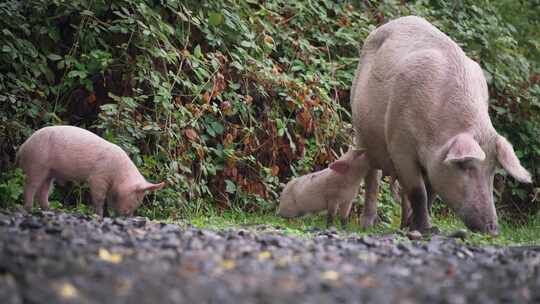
top-left (455, 160), bottom-right (475, 172)
top-left (455, 161), bottom-right (467, 170)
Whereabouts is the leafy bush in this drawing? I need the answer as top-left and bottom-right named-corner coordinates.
top-left (0, 0), bottom-right (538, 221)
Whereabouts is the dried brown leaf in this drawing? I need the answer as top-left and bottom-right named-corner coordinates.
top-left (184, 128), bottom-right (199, 141)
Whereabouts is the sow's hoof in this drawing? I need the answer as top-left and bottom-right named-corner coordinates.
top-left (405, 225), bottom-right (439, 237)
top-left (406, 230), bottom-right (422, 241)
top-left (360, 214), bottom-right (379, 229)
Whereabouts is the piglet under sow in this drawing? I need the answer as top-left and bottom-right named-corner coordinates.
top-left (16, 126), bottom-right (165, 216)
top-left (277, 148), bottom-right (368, 227)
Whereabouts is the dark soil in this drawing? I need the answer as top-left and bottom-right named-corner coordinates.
top-left (0, 210), bottom-right (539, 304)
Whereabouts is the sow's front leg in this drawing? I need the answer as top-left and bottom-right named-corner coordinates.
top-left (400, 193), bottom-right (413, 229)
top-left (407, 186), bottom-right (431, 232)
top-left (394, 157), bottom-right (431, 233)
top-left (398, 180), bottom-right (434, 230)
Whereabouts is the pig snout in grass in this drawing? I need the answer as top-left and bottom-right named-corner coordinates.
top-left (16, 126), bottom-right (165, 217)
top-left (350, 16), bottom-right (531, 235)
top-left (277, 148), bottom-right (369, 228)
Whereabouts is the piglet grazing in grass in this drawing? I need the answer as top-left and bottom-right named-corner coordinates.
top-left (277, 148), bottom-right (368, 228)
top-left (16, 126), bottom-right (165, 217)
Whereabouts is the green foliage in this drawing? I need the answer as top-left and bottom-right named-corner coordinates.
top-left (0, 0), bottom-right (538, 222)
top-left (0, 169), bottom-right (24, 208)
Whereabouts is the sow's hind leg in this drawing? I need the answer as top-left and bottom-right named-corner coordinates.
top-left (360, 169), bottom-right (382, 229)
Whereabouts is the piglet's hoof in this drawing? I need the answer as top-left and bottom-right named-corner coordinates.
top-left (449, 229), bottom-right (468, 240)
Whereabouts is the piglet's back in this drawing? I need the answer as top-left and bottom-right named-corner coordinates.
top-left (18, 126), bottom-right (123, 182)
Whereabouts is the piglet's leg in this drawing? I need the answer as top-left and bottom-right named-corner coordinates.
top-left (326, 201), bottom-right (339, 228)
top-left (89, 178), bottom-right (107, 217)
top-left (23, 172), bottom-right (48, 212)
top-left (91, 194), bottom-right (105, 217)
top-left (23, 184), bottom-right (37, 212)
top-left (339, 199), bottom-right (354, 228)
top-left (36, 177), bottom-right (53, 210)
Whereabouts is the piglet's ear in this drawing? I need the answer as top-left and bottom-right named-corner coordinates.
top-left (444, 133), bottom-right (486, 164)
top-left (496, 135), bottom-right (532, 183)
top-left (137, 181), bottom-right (166, 193)
top-left (329, 160), bottom-right (349, 175)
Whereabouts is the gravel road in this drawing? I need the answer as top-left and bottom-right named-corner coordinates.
top-left (0, 209), bottom-right (539, 304)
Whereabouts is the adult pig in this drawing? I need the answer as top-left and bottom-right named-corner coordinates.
top-left (351, 16), bottom-right (531, 235)
top-left (16, 126), bottom-right (165, 216)
top-left (277, 148), bottom-right (368, 227)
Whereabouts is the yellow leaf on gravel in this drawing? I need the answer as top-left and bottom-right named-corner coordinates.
top-left (276, 257), bottom-right (289, 268)
top-left (321, 270), bottom-right (340, 281)
top-left (99, 248), bottom-right (123, 264)
top-left (221, 259), bottom-right (236, 270)
top-left (58, 282), bottom-right (78, 299)
top-left (258, 251), bottom-right (272, 261)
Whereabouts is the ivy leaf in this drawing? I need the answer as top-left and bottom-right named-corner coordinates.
top-left (47, 54), bottom-right (63, 61)
top-left (67, 70), bottom-right (87, 79)
top-left (194, 45), bottom-right (203, 59)
top-left (240, 41), bottom-right (252, 48)
top-left (211, 121), bottom-right (224, 135)
top-left (225, 179), bottom-right (236, 193)
top-left (81, 10), bottom-right (94, 16)
top-left (208, 12), bottom-right (223, 26)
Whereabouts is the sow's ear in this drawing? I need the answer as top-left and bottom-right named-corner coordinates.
top-left (496, 135), bottom-right (532, 183)
top-left (444, 133), bottom-right (486, 164)
top-left (329, 160), bottom-right (350, 175)
top-left (136, 181), bottom-right (166, 193)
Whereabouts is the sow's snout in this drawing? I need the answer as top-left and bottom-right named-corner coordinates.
top-left (462, 213), bottom-right (499, 236)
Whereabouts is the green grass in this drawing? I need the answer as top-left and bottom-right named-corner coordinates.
top-left (6, 198), bottom-right (540, 246)
top-left (432, 214), bottom-right (540, 246)
top-left (185, 209), bottom-right (398, 238)
top-left (179, 207), bottom-right (540, 246)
